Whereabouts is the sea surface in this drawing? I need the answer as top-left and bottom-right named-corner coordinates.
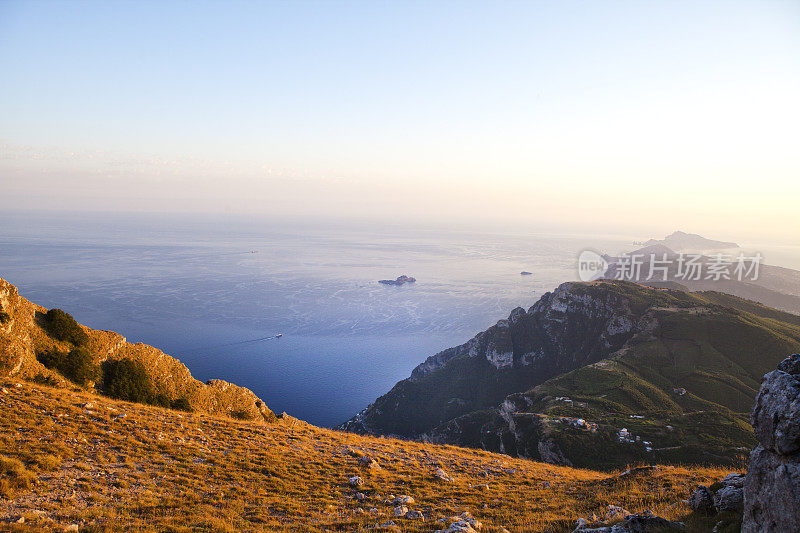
top-left (1, 211), bottom-right (797, 426)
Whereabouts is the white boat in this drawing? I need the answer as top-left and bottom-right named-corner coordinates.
top-left (275, 333), bottom-right (282, 338)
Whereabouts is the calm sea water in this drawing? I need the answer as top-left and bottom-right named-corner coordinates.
top-left (2, 211), bottom-right (796, 426)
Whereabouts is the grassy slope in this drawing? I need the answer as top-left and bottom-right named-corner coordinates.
top-left (411, 283), bottom-right (800, 469)
top-left (0, 379), bottom-right (734, 532)
top-left (522, 290), bottom-right (800, 469)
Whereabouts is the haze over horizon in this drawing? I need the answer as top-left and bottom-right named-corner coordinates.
top-left (1, 1), bottom-right (798, 242)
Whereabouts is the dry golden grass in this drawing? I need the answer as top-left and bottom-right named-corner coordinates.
top-left (0, 380), bottom-right (734, 532)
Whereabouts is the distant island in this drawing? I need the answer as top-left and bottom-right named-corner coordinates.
top-left (378, 274), bottom-right (416, 286)
top-left (644, 230), bottom-right (738, 251)
top-left (520, 271), bottom-right (532, 276)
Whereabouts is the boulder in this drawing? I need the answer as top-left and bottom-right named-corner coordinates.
top-left (712, 484), bottom-right (743, 513)
top-left (437, 512), bottom-right (482, 532)
top-left (621, 515), bottom-right (685, 532)
top-left (392, 505), bottom-right (408, 517)
top-left (720, 472), bottom-right (745, 488)
top-left (689, 485), bottom-right (714, 514)
top-left (434, 467), bottom-right (454, 482)
top-left (742, 445), bottom-right (800, 533)
top-left (743, 354), bottom-right (800, 533)
top-left (604, 505), bottom-right (631, 521)
top-left (348, 476), bottom-right (363, 487)
top-left (358, 456), bottom-right (382, 470)
top-left (750, 366), bottom-right (800, 455)
top-left (573, 514), bottom-right (685, 532)
top-left (435, 521), bottom-right (480, 533)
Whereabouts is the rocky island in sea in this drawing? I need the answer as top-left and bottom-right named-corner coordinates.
top-left (378, 275), bottom-right (416, 286)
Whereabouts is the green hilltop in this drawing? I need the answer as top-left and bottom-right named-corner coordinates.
top-left (343, 281), bottom-right (800, 470)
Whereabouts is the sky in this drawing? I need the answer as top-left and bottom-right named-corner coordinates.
top-left (1, 0), bottom-right (798, 241)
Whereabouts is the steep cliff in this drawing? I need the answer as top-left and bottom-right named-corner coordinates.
top-left (341, 281), bottom-right (800, 469)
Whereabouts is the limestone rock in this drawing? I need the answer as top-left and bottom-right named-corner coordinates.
top-left (743, 354), bottom-right (800, 533)
top-left (689, 485), bottom-right (714, 514)
top-left (574, 514), bottom-right (685, 532)
top-left (750, 363), bottom-right (800, 455)
top-left (712, 484), bottom-right (743, 513)
top-left (434, 467), bottom-right (454, 482)
top-left (742, 444), bottom-right (800, 533)
top-left (358, 456), bottom-right (382, 470)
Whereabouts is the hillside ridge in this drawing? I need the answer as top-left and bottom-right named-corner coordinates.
top-left (341, 281), bottom-right (800, 469)
top-left (0, 276), bottom-right (274, 422)
top-left (0, 376), bottom-right (733, 531)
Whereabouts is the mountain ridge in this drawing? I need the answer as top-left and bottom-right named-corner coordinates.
top-left (341, 280), bottom-right (800, 469)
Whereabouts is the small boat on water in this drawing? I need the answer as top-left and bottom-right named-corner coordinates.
top-left (275, 333), bottom-right (282, 338)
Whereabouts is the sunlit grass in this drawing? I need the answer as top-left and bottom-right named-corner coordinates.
top-left (0, 380), bottom-right (734, 531)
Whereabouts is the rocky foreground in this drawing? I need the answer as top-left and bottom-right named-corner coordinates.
top-left (742, 353), bottom-right (800, 532)
top-left (0, 379), bottom-right (733, 532)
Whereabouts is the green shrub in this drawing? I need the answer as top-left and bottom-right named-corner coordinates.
top-left (230, 409), bottom-right (255, 420)
top-left (153, 393), bottom-right (172, 408)
top-left (43, 308), bottom-right (89, 346)
top-left (0, 455), bottom-right (35, 499)
top-left (30, 373), bottom-right (60, 387)
top-left (171, 397), bottom-right (193, 412)
top-left (38, 347), bottom-right (99, 386)
top-left (101, 358), bottom-right (155, 403)
top-left (62, 347), bottom-right (100, 385)
top-left (37, 350), bottom-right (60, 370)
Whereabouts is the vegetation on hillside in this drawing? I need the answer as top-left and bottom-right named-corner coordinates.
top-left (347, 281), bottom-right (800, 470)
top-left (38, 346), bottom-right (99, 386)
top-left (0, 379), bottom-right (735, 532)
top-left (42, 309), bottom-right (89, 346)
top-left (102, 358), bottom-right (193, 412)
top-left (0, 276), bottom-right (272, 422)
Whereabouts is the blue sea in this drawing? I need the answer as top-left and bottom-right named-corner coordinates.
top-left (10, 211), bottom-right (793, 427)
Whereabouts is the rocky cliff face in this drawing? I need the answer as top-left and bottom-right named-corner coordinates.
top-left (742, 353), bottom-right (800, 533)
top-left (410, 282), bottom-right (649, 379)
top-left (0, 277), bottom-right (274, 421)
top-left (342, 281), bottom-right (800, 469)
top-left (340, 281), bottom-right (663, 438)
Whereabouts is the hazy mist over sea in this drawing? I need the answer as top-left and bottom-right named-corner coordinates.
top-left (2, 210), bottom-right (798, 425)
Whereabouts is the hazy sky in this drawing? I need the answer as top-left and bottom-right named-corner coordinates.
top-left (1, 1), bottom-right (798, 241)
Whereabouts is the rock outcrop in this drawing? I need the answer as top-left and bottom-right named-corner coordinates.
top-left (689, 472), bottom-right (745, 515)
top-left (742, 353), bottom-right (800, 533)
top-left (574, 513), bottom-right (686, 532)
top-left (0, 276), bottom-right (274, 421)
